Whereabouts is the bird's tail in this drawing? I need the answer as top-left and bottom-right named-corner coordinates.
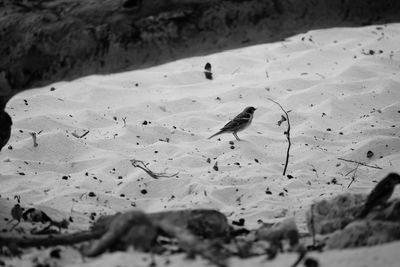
top-left (208, 131), bottom-right (223, 139)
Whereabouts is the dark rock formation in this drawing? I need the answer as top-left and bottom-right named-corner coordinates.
top-left (326, 218), bottom-right (400, 249)
top-left (306, 193), bottom-right (365, 235)
top-left (256, 217), bottom-right (299, 247)
top-left (307, 193), bottom-right (400, 249)
top-left (1, 0), bottom-right (400, 104)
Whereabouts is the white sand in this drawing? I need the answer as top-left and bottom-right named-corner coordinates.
top-left (1, 23), bottom-right (400, 266)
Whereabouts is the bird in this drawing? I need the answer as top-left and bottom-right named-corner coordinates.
top-left (0, 110), bottom-right (12, 151)
top-left (357, 172), bottom-right (400, 218)
top-left (9, 204), bottom-right (23, 224)
top-left (208, 106), bottom-right (256, 141)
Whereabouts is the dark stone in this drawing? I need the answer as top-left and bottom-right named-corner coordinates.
top-left (306, 193), bottom-right (365, 235)
top-left (306, 193), bottom-right (400, 249)
top-left (327, 219), bottom-right (400, 249)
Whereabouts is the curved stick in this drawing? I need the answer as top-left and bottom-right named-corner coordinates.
top-left (268, 98), bottom-right (291, 176)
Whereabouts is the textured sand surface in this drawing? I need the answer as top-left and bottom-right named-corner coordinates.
top-left (1, 23), bottom-right (400, 266)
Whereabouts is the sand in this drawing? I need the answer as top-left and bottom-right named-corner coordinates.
top-left (1, 23), bottom-right (400, 266)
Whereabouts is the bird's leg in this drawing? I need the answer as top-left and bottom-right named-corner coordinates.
top-left (9, 221), bottom-right (20, 232)
top-left (233, 132), bottom-right (241, 141)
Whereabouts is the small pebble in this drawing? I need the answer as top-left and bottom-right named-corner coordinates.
top-left (213, 162), bottom-right (219, 171)
top-left (50, 248), bottom-right (61, 259)
top-left (141, 189), bottom-right (148, 195)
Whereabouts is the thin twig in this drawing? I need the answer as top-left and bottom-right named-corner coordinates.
top-left (122, 117), bottom-right (127, 128)
top-left (29, 132), bottom-right (38, 147)
top-left (0, 229), bottom-right (105, 248)
top-left (345, 167), bottom-right (357, 177)
top-left (315, 73), bottom-right (326, 79)
top-left (307, 164), bottom-right (319, 179)
top-left (347, 163), bottom-right (360, 189)
top-left (80, 131), bottom-right (90, 138)
top-left (268, 98), bottom-right (291, 176)
top-left (291, 247), bottom-right (307, 267)
top-left (130, 159), bottom-right (179, 179)
top-left (337, 158), bottom-right (382, 169)
top-left (231, 67), bottom-right (240, 75)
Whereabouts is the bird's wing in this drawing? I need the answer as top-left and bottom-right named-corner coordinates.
top-left (220, 112), bottom-right (251, 131)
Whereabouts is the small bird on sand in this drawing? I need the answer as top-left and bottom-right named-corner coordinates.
top-left (357, 172), bottom-right (400, 218)
top-left (9, 204), bottom-right (23, 223)
top-left (0, 110), bottom-right (12, 151)
top-left (208, 106), bottom-right (256, 141)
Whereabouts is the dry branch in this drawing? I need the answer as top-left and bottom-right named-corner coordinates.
top-left (346, 163), bottom-right (360, 189)
top-left (0, 230), bottom-right (104, 248)
top-left (122, 117), bottom-right (127, 127)
top-left (80, 130), bottom-right (90, 138)
top-left (130, 159), bottom-right (179, 179)
top-left (29, 132), bottom-right (38, 147)
top-left (337, 158), bottom-right (382, 169)
top-left (268, 98), bottom-right (291, 176)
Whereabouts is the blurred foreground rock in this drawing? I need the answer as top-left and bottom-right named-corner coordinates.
top-left (306, 194), bottom-right (400, 249)
top-left (256, 217), bottom-right (299, 247)
top-left (306, 193), bottom-right (365, 235)
top-left (1, 207), bottom-right (305, 266)
top-left (327, 218), bottom-right (400, 249)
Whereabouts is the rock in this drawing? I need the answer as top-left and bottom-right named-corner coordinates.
top-left (307, 194), bottom-right (400, 249)
top-left (256, 217), bottom-right (299, 247)
top-left (306, 193), bottom-right (365, 235)
top-left (150, 209), bottom-right (230, 238)
top-left (327, 220), bottom-right (400, 249)
top-left (84, 210), bottom-right (158, 256)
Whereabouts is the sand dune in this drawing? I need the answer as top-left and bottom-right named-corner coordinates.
top-left (1, 23), bottom-right (400, 266)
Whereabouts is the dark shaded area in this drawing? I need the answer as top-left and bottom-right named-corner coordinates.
top-left (0, 0), bottom-right (400, 149)
top-left (0, 110), bottom-right (12, 151)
